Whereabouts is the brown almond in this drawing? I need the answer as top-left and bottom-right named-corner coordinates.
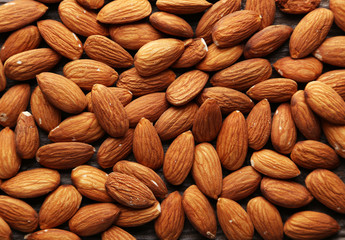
top-left (276, 0), bottom-right (321, 14)
top-left (156, 0), bottom-right (212, 14)
top-left (245, 0), bottom-right (275, 29)
top-left (172, 38), bottom-right (208, 68)
top-left (330, 0), bottom-right (345, 32)
top-left (322, 121), bottom-right (345, 158)
top-left (313, 36), bottom-right (345, 67)
top-left (317, 70), bottom-right (345, 99)
top-left (25, 229), bottom-right (81, 240)
top-left (0, 217), bottom-right (11, 240)
top-left (0, 60), bottom-right (5, 92)
top-left (0, 127), bottom-right (21, 179)
top-left (77, 0), bottom-right (103, 9)
top-left (102, 226), bottom-right (135, 240)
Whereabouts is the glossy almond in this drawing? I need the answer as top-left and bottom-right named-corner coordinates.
top-left (102, 226), bottom-right (135, 240)
top-left (313, 36), bottom-right (345, 67)
top-left (317, 70), bottom-right (345, 99)
top-left (245, 0), bottom-right (275, 29)
top-left (0, 127), bottom-right (21, 179)
top-left (25, 229), bottom-right (81, 240)
top-left (277, 0), bottom-right (321, 14)
top-left (157, 0), bottom-right (212, 14)
top-left (322, 121), bottom-right (345, 158)
top-left (87, 87), bottom-right (132, 111)
top-left (0, 217), bottom-right (11, 240)
top-left (330, 0), bottom-right (345, 32)
top-left (172, 38), bottom-right (207, 68)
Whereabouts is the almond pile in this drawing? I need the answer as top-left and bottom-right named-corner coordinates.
top-left (0, 0), bottom-right (345, 239)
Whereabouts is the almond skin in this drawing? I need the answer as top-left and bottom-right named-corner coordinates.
top-left (247, 196), bottom-right (284, 240)
top-left (102, 226), bottom-right (135, 240)
top-left (330, 0), bottom-right (345, 32)
top-left (245, 0), bottom-right (275, 29)
top-left (163, 131), bottom-right (195, 185)
top-left (317, 70), bottom-right (345, 99)
top-left (305, 169), bottom-right (345, 214)
top-left (39, 185), bottom-right (82, 229)
top-left (276, 0), bottom-right (321, 14)
top-left (182, 185), bottom-right (217, 239)
top-left (250, 149), bottom-right (300, 179)
top-left (25, 229), bottom-right (81, 240)
top-left (172, 38), bottom-right (208, 68)
top-left (313, 36), bottom-right (345, 67)
top-left (0, 217), bottom-right (11, 240)
top-left (154, 191), bottom-right (185, 240)
top-left (217, 198), bottom-right (254, 240)
top-left (322, 121), bottom-right (345, 158)
top-left (156, 0), bottom-right (212, 14)
top-left (0, 60), bottom-right (5, 92)
top-left (77, 0), bottom-right (104, 9)
top-left (0, 127), bottom-right (21, 179)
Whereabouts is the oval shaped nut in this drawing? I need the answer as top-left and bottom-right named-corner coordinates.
top-left (289, 8), bottom-right (334, 59)
top-left (196, 44), bottom-right (243, 72)
top-left (217, 111), bottom-right (248, 171)
top-left (156, 0), bottom-right (212, 14)
top-left (113, 160), bottom-right (168, 199)
top-left (182, 185), bottom-right (217, 239)
top-left (221, 166), bottom-right (261, 201)
top-left (150, 12), bottom-right (193, 38)
top-left (250, 149), bottom-right (300, 179)
top-left (261, 177), bottom-right (313, 208)
top-left (247, 196), bottom-right (283, 240)
top-left (0, 25), bottom-right (41, 63)
top-left (313, 36), bottom-right (345, 67)
top-left (192, 143), bottom-right (222, 199)
top-left (102, 226), bottom-right (135, 240)
top-left (0, 127), bottom-right (21, 179)
top-left (154, 192), bottom-right (184, 240)
top-left (0, 1), bottom-right (47, 33)
top-left (25, 229), bottom-right (81, 240)
top-left (0, 60), bottom-right (5, 92)
top-left (291, 140), bottom-right (340, 170)
top-left (192, 98), bottom-right (222, 143)
top-left (155, 103), bottom-right (198, 141)
top-left (276, 0), bottom-right (321, 14)
top-left (71, 165), bottom-right (113, 202)
top-left (4, 48), bottom-right (61, 81)
top-left (305, 169), bottom-right (345, 214)
top-left (197, 87), bottom-right (254, 114)
top-left (172, 38), bottom-right (208, 68)
top-left (217, 198), bottom-right (254, 240)
top-left (97, 0), bottom-right (151, 24)
top-left (97, 129), bottom-right (134, 169)
top-left (245, 0), bottom-right (275, 29)
top-left (271, 103), bottom-right (297, 154)
top-left (91, 84), bottom-right (129, 138)
top-left (317, 70), bottom-right (345, 99)
top-left (30, 86), bottom-right (61, 132)
top-left (247, 78), bottom-right (297, 103)
top-left (134, 38), bottom-right (185, 77)
top-left (37, 72), bottom-right (87, 114)
top-left (322, 121), bottom-right (345, 158)
top-left (117, 68), bottom-right (175, 97)
top-left (63, 59), bottom-right (118, 90)
top-left (212, 10), bottom-right (261, 48)
top-left (163, 131), bottom-right (194, 185)
top-left (84, 35), bottom-right (133, 68)
top-left (166, 70), bottom-right (208, 106)
top-left (291, 90), bottom-right (321, 140)
top-left (125, 92), bottom-right (170, 127)
top-left (133, 118), bottom-right (164, 170)
top-left (36, 142), bottom-right (95, 169)
top-left (330, 0), bottom-right (345, 32)
top-left (284, 211), bottom-right (340, 240)
top-left (58, 0), bottom-right (108, 37)
top-left (69, 203), bottom-right (120, 237)
top-left (37, 20), bottom-right (83, 60)
top-left (77, 0), bottom-right (103, 9)
top-left (244, 25), bottom-right (293, 59)
top-left (210, 58), bottom-right (272, 91)
top-left (109, 23), bottom-right (164, 51)
top-left (1, 168), bottom-right (60, 199)
top-left (0, 217), bottom-right (11, 240)
top-left (305, 81), bottom-right (345, 125)
top-left (0, 195), bottom-right (38, 232)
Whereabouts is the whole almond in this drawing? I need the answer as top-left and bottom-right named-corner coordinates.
top-left (276, 0), bottom-right (321, 14)
top-left (317, 70), bottom-right (345, 99)
top-left (250, 149), bottom-right (300, 179)
top-left (25, 229), bottom-right (81, 240)
top-left (217, 111), bottom-right (248, 170)
top-left (163, 131), bottom-right (195, 185)
top-left (156, 0), bottom-right (212, 14)
top-left (245, 0), bottom-right (275, 29)
top-left (313, 36), bottom-right (345, 67)
top-left (0, 217), bottom-right (11, 240)
top-left (330, 0), bottom-right (345, 32)
top-left (182, 185), bottom-right (217, 239)
top-left (77, 0), bottom-right (103, 9)
top-left (0, 127), bottom-right (21, 179)
top-left (0, 60), bottom-right (5, 92)
top-left (102, 226), bottom-right (135, 240)
top-left (172, 38), bottom-right (208, 68)
top-left (154, 191), bottom-right (185, 240)
top-left (322, 121), bottom-right (345, 158)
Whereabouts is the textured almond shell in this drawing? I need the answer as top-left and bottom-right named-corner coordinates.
top-left (25, 229), bottom-right (81, 240)
top-left (102, 226), bottom-right (135, 240)
top-left (317, 69), bottom-right (345, 99)
top-left (0, 127), bottom-right (21, 179)
top-left (245, 0), bottom-right (275, 29)
top-left (313, 36), bottom-right (345, 68)
top-left (322, 121), bottom-right (345, 158)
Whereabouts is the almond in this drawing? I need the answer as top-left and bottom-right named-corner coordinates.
top-left (156, 0), bottom-right (212, 14)
top-left (0, 60), bottom-right (5, 92)
top-left (221, 166), bottom-right (262, 201)
top-left (291, 140), bottom-right (340, 169)
top-left (276, 0), bottom-right (321, 14)
top-left (313, 36), bottom-right (345, 67)
top-left (25, 229), bottom-right (80, 240)
top-left (71, 165), bottom-right (113, 202)
top-left (245, 0), bottom-right (275, 29)
top-left (217, 111), bottom-right (248, 170)
top-left (59, 0), bottom-right (108, 37)
top-left (0, 127), bottom-right (21, 179)
top-left (1, 168), bottom-right (60, 199)
top-left (250, 149), bottom-right (300, 179)
top-left (305, 169), bottom-right (345, 214)
top-left (330, 0), bottom-right (345, 32)
top-left (247, 196), bottom-right (284, 240)
top-left (155, 103), bottom-right (198, 141)
top-left (0, 217), bottom-right (11, 240)
top-left (284, 211), bottom-right (340, 240)
top-left (246, 78), bottom-right (297, 103)
top-left (192, 143), bottom-right (222, 199)
top-left (182, 185), bottom-right (217, 239)
top-left (134, 38), bottom-right (184, 77)
top-left (36, 142), bottom-right (95, 169)
top-left (69, 203), bottom-right (120, 236)
top-left (37, 72), bottom-right (87, 114)
top-left (271, 103), bottom-right (297, 154)
top-left (217, 198), bottom-right (254, 240)
top-left (322, 121), bottom-right (345, 158)
top-left (113, 160), bottom-right (168, 199)
top-left (172, 38), bottom-right (207, 68)
top-left (0, 25), bottom-right (41, 63)
top-left (290, 90), bottom-right (321, 140)
top-left (102, 226), bottom-right (135, 240)
top-left (154, 192), bottom-right (184, 240)
top-left (84, 35), bottom-right (133, 68)
top-left (163, 131), bottom-right (194, 185)
top-left (77, 0), bottom-right (103, 9)
top-left (39, 185), bottom-right (82, 229)
top-left (133, 118), bottom-right (164, 170)
top-left (317, 70), bottom-right (345, 99)
top-left (91, 84), bottom-right (129, 137)
top-left (48, 112), bottom-right (105, 143)
top-left (212, 10), bottom-right (262, 48)
top-left (289, 8), bottom-right (334, 58)
top-left (4, 48), bottom-right (61, 81)
top-left (210, 58), bottom-right (272, 91)
top-left (37, 20), bottom-right (83, 60)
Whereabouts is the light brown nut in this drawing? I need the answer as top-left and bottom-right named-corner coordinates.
top-left (317, 70), bottom-right (345, 99)
top-left (313, 36), bottom-right (345, 67)
top-left (245, 0), bottom-right (275, 29)
top-left (25, 229), bottom-right (81, 240)
top-left (322, 121), bottom-right (345, 158)
top-left (156, 0), bottom-right (212, 14)
top-left (102, 226), bottom-right (135, 240)
top-left (0, 127), bottom-right (21, 179)
top-left (330, 0), bottom-right (345, 32)
top-left (276, 0), bottom-right (321, 14)
top-left (76, 0), bottom-right (103, 9)
top-left (0, 217), bottom-right (11, 240)
top-left (0, 60), bottom-right (5, 92)
top-left (172, 38), bottom-right (208, 68)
